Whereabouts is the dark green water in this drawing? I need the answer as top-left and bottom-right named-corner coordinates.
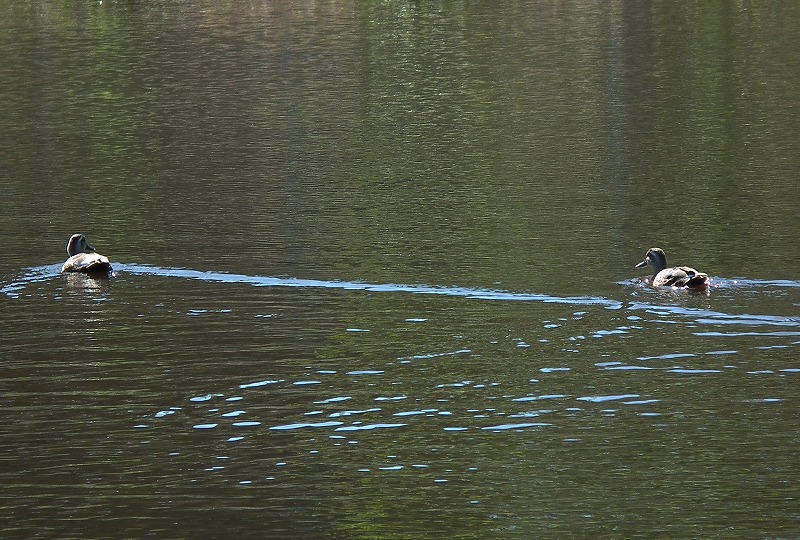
top-left (1, 2), bottom-right (798, 538)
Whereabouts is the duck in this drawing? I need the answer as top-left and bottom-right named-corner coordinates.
top-left (635, 247), bottom-right (708, 288)
top-left (61, 234), bottom-right (113, 273)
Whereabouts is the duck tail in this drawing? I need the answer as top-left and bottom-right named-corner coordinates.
top-left (685, 272), bottom-right (709, 288)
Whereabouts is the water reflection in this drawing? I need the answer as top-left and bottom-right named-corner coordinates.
top-left (64, 270), bottom-right (112, 291)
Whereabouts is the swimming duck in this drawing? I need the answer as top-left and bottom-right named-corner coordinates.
top-left (635, 247), bottom-right (708, 288)
top-left (61, 234), bottom-right (112, 273)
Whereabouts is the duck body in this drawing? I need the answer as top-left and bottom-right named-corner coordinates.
top-left (61, 234), bottom-right (112, 273)
top-left (636, 247), bottom-right (708, 288)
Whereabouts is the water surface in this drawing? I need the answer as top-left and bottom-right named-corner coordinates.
top-left (1, 2), bottom-right (799, 538)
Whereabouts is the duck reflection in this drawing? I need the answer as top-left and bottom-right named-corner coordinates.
top-left (64, 270), bottom-right (112, 293)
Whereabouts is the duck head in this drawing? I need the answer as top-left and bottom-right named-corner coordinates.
top-left (66, 234), bottom-right (96, 256)
top-left (636, 247), bottom-right (667, 274)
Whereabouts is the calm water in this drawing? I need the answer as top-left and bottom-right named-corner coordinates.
top-left (1, 2), bottom-right (799, 538)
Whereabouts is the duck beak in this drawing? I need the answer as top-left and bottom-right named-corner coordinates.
top-left (85, 244), bottom-right (96, 253)
top-left (635, 260), bottom-right (648, 269)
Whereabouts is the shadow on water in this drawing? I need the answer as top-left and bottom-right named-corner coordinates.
top-left (4, 263), bottom-right (800, 330)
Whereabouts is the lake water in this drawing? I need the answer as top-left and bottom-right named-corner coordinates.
top-left (1, 2), bottom-right (799, 538)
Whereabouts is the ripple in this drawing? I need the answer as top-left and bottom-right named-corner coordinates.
top-left (314, 396), bottom-right (352, 404)
top-left (694, 331), bottom-right (800, 337)
top-left (187, 309), bottom-right (232, 316)
top-left (577, 394), bottom-right (640, 403)
top-left (482, 423), bottom-right (551, 431)
top-left (393, 409), bottom-right (438, 417)
top-left (5, 263), bottom-right (622, 307)
top-left (270, 421), bottom-right (345, 431)
top-left (668, 369), bottom-right (723, 374)
top-left (436, 380), bottom-right (473, 388)
top-left (591, 326), bottom-right (638, 337)
top-left (334, 423), bottom-right (407, 431)
top-left (512, 394), bottom-right (569, 402)
top-left (397, 349), bottom-right (471, 361)
top-left (190, 394), bottom-right (220, 402)
top-left (627, 302), bottom-right (800, 327)
top-left (240, 379), bottom-right (284, 389)
top-left (329, 408), bottom-right (382, 418)
top-left (638, 353), bottom-right (697, 361)
top-left (603, 365), bottom-right (654, 371)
